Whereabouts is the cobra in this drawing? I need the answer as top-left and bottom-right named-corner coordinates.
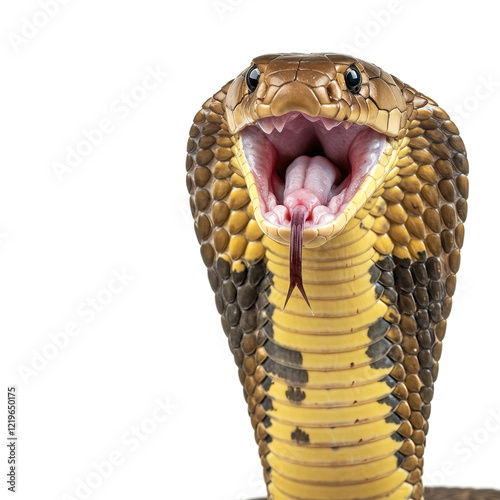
top-left (186, 53), bottom-right (477, 500)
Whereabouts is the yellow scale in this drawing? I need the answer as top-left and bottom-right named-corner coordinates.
top-left (261, 214), bottom-right (411, 500)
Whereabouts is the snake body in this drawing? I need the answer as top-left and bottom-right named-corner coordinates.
top-left (186, 53), bottom-right (471, 500)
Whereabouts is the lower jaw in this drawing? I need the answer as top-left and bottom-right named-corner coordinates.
top-left (254, 205), bottom-right (350, 249)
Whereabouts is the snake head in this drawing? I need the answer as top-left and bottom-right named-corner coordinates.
top-left (225, 53), bottom-right (409, 248)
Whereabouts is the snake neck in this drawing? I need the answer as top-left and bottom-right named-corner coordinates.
top-left (255, 210), bottom-right (417, 500)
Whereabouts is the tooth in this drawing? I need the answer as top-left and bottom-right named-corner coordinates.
top-left (321, 117), bottom-right (340, 131)
top-left (274, 123), bottom-right (285, 133)
top-left (258, 120), bottom-right (275, 134)
top-left (274, 115), bottom-right (288, 133)
top-left (304, 115), bottom-right (320, 123)
top-left (341, 122), bottom-right (353, 130)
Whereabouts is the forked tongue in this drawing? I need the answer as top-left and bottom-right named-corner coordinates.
top-left (283, 204), bottom-right (312, 313)
top-left (282, 156), bottom-right (342, 314)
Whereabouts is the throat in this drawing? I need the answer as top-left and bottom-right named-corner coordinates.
top-left (263, 215), bottom-right (379, 316)
top-left (258, 213), bottom-right (409, 499)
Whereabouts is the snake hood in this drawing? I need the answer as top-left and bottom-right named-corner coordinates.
top-left (186, 53), bottom-right (468, 500)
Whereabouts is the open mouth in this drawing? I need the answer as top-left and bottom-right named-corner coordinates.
top-left (239, 112), bottom-right (387, 229)
top-left (236, 111), bottom-right (393, 311)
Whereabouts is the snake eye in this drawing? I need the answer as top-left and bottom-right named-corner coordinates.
top-left (344, 65), bottom-right (362, 94)
top-left (245, 64), bottom-right (261, 93)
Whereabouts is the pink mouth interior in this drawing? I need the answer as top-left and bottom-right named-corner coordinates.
top-left (240, 112), bottom-right (386, 228)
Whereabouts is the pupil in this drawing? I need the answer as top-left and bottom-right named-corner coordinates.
top-left (249, 69), bottom-right (259, 85)
top-left (246, 65), bottom-right (260, 91)
top-left (346, 69), bottom-right (359, 86)
top-left (344, 65), bottom-right (362, 93)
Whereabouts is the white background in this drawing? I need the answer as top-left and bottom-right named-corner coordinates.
top-left (1, 1), bottom-right (499, 499)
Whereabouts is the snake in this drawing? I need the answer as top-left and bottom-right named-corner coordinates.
top-left (185, 53), bottom-right (491, 500)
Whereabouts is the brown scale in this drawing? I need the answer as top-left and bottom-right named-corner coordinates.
top-left (251, 489), bottom-right (500, 500)
top-left (252, 490), bottom-right (500, 500)
top-left (373, 88), bottom-right (469, 498)
top-left (187, 88), bottom-right (302, 481)
top-left (185, 55), bottom-right (479, 500)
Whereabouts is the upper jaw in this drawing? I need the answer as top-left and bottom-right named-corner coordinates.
top-left (232, 111), bottom-right (399, 248)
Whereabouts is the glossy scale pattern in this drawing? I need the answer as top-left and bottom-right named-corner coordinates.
top-left (185, 53), bottom-right (475, 500)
